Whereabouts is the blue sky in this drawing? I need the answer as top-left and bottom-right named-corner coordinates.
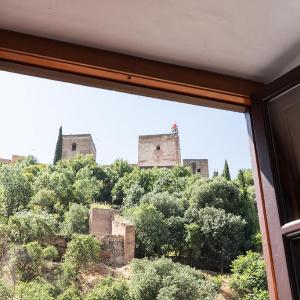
top-left (0, 70), bottom-right (251, 177)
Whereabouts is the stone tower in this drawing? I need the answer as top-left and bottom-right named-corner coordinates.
top-left (62, 134), bottom-right (96, 160)
top-left (138, 124), bottom-right (181, 168)
top-left (183, 159), bottom-right (209, 177)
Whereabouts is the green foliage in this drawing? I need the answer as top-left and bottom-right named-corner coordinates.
top-left (186, 177), bottom-right (242, 216)
top-left (61, 203), bottom-right (89, 237)
top-left (63, 234), bottom-right (99, 273)
top-left (222, 160), bottom-right (231, 181)
top-left (0, 280), bottom-right (11, 300)
top-left (0, 164), bottom-right (32, 218)
top-left (30, 189), bottom-right (57, 213)
top-left (57, 286), bottom-right (82, 300)
top-left (124, 204), bottom-right (168, 257)
top-left (8, 210), bottom-right (58, 243)
top-left (230, 251), bottom-right (268, 299)
top-left (130, 258), bottom-right (219, 300)
top-left (12, 242), bottom-right (44, 281)
top-left (185, 207), bottom-right (246, 272)
top-left (15, 281), bottom-right (55, 300)
top-left (42, 245), bottom-right (59, 261)
top-left (86, 276), bottom-right (130, 300)
top-left (54, 126), bottom-right (63, 164)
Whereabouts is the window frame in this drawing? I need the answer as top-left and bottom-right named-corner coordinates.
top-left (0, 29), bottom-right (283, 299)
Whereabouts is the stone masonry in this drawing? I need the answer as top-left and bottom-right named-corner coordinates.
top-left (62, 134), bottom-right (96, 160)
top-left (183, 159), bottom-right (209, 177)
top-left (138, 133), bottom-right (181, 168)
top-left (89, 208), bottom-right (135, 266)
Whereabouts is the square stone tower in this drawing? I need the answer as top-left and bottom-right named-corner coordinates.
top-left (183, 159), bottom-right (209, 177)
top-left (138, 132), bottom-right (181, 168)
top-left (62, 134), bottom-right (96, 160)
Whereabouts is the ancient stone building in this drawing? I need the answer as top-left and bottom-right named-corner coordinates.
top-left (138, 127), bottom-right (181, 168)
top-left (0, 155), bottom-right (25, 164)
top-left (62, 134), bottom-right (96, 160)
top-left (89, 208), bottom-right (135, 266)
top-left (183, 159), bottom-right (209, 177)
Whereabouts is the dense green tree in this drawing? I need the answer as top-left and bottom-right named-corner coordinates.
top-left (222, 160), bottom-right (231, 181)
top-left (86, 276), bottom-right (130, 300)
top-left (57, 286), bottom-right (82, 300)
top-left (61, 203), bottom-right (89, 237)
top-left (0, 165), bottom-right (32, 218)
top-left (186, 177), bottom-right (242, 217)
top-left (124, 204), bottom-right (169, 257)
top-left (8, 210), bottom-right (58, 243)
top-left (15, 281), bottom-right (55, 300)
top-left (12, 242), bottom-right (44, 281)
top-left (0, 280), bottom-right (11, 299)
top-left (63, 234), bottom-right (99, 274)
top-left (186, 207), bottom-right (246, 272)
top-left (230, 251), bottom-right (268, 299)
top-left (53, 126), bottom-right (63, 164)
top-left (130, 258), bottom-right (218, 300)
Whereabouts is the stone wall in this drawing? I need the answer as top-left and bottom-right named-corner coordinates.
top-left (138, 133), bottom-right (181, 167)
top-left (62, 134), bottom-right (96, 160)
top-left (112, 215), bottom-right (135, 264)
top-left (183, 159), bottom-right (209, 177)
top-left (89, 208), bottom-right (118, 239)
top-left (89, 208), bottom-right (135, 265)
top-left (99, 235), bottom-right (124, 265)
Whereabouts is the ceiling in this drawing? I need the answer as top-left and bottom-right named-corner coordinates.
top-left (1, 0), bottom-right (300, 83)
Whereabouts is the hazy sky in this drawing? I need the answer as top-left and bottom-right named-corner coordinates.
top-left (0, 70), bottom-right (251, 177)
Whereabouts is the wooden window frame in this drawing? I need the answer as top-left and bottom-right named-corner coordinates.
top-left (0, 29), bottom-right (288, 299)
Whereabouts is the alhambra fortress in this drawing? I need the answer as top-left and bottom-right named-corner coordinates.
top-left (0, 125), bottom-right (208, 266)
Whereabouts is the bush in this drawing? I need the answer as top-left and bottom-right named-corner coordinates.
top-left (12, 242), bottom-right (44, 281)
top-left (63, 234), bottom-right (99, 273)
top-left (185, 206), bottom-right (246, 272)
top-left (8, 210), bottom-right (58, 243)
top-left (0, 280), bottom-right (11, 300)
top-left (230, 251), bottom-right (268, 299)
top-left (130, 258), bottom-right (219, 300)
top-left (86, 276), bottom-right (130, 300)
top-left (123, 204), bottom-right (168, 257)
top-left (15, 281), bottom-right (55, 300)
top-left (61, 203), bottom-right (89, 237)
top-left (42, 245), bottom-right (59, 261)
top-left (57, 286), bottom-right (82, 300)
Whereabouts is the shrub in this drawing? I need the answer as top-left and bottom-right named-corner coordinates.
top-left (15, 281), bottom-right (55, 300)
top-left (185, 206), bottom-right (246, 272)
top-left (61, 203), bottom-right (89, 237)
top-left (63, 234), bottom-right (99, 273)
top-left (123, 204), bottom-right (168, 257)
top-left (86, 276), bottom-right (130, 300)
top-left (8, 210), bottom-right (58, 243)
top-left (12, 242), bottom-right (44, 281)
top-left (230, 251), bottom-right (268, 299)
top-left (30, 189), bottom-right (57, 213)
top-left (57, 286), bottom-right (82, 300)
top-left (0, 280), bottom-right (11, 300)
top-left (130, 258), bottom-right (218, 300)
top-left (42, 245), bottom-right (59, 261)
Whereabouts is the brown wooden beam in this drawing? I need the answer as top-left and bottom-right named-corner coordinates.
top-left (0, 29), bottom-right (262, 107)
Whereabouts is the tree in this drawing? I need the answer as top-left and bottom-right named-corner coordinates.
top-left (130, 258), bottom-right (218, 300)
top-left (230, 251), bottom-right (268, 299)
top-left (222, 160), bottom-right (231, 181)
top-left (123, 204), bottom-right (168, 257)
top-left (15, 281), bottom-right (55, 300)
top-left (0, 165), bottom-right (32, 218)
top-left (57, 287), bottom-right (82, 300)
top-left (185, 207), bottom-right (246, 272)
top-left (61, 203), bottom-right (89, 237)
top-left (53, 126), bottom-right (63, 164)
top-left (63, 234), bottom-right (99, 274)
top-left (8, 210), bottom-right (58, 243)
top-left (212, 169), bottom-right (219, 177)
top-left (86, 276), bottom-right (130, 300)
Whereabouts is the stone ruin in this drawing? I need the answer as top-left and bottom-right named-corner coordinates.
top-left (89, 208), bottom-right (135, 266)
